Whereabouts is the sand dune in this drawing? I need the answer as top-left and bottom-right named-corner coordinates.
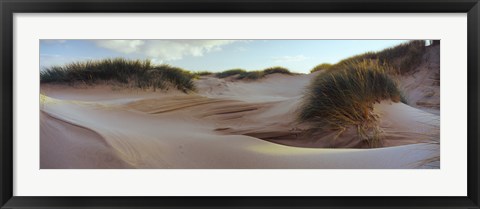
top-left (40, 111), bottom-right (131, 169)
top-left (399, 44), bottom-right (440, 115)
top-left (40, 72), bottom-right (440, 169)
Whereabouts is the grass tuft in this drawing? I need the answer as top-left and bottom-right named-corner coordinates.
top-left (310, 63), bottom-right (333, 73)
top-left (263, 66), bottom-right (293, 75)
top-left (215, 69), bottom-right (247, 78)
top-left (330, 40), bottom-right (426, 74)
top-left (237, 71), bottom-right (265, 80)
top-left (193, 71), bottom-right (214, 76)
top-left (216, 67), bottom-right (293, 80)
top-left (40, 58), bottom-right (196, 92)
top-left (299, 60), bottom-right (404, 147)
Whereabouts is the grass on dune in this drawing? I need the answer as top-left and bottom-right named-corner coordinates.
top-left (310, 63), bottom-right (333, 73)
top-left (237, 70), bottom-right (265, 80)
top-left (299, 60), bottom-right (404, 147)
top-left (310, 40), bottom-right (427, 75)
top-left (262, 66), bottom-right (293, 75)
top-left (215, 69), bottom-right (247, 78)
top-left (216, 66), bottom-right (293, 80)
top-left (193, 71), bottom-right (214, 76)
top-left (333, 40), bottom-right (426, 74)
top-left (40, 58), bottom-right (196, 92)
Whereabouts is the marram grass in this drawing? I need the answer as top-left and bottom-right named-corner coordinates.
top-left (216, 66), bottom-right (293, 80)
top-left (40, 58), bottom-right (196, 92)
top-left (215, 69), bottom-right (247, 78)
top-left (310, 63), bottom-right (333, 73)
top-left (237, 70), bottom-right (265, 80)
top-left (262, 66), bottom-right (293, 75)
top-left (310, 40), bottom-right (427, 75)
top-left (332, 40), bottom-right (426, 74)
top-left (193, 71), bottom-right (214, 76)
top-left (299, 60), bottom-right (404, 147)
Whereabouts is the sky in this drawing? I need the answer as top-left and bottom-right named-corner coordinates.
top-left (40, 40), bottom-right (410, 74)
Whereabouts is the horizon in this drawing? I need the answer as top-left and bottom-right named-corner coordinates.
top-left (40, 39), bottom-right (411, 74)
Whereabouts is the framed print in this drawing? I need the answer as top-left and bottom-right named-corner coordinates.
top-left (1, 0), bottom-right (479, 208)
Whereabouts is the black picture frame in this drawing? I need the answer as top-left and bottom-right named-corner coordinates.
top-left (1, 0), bottom-right (479, 208)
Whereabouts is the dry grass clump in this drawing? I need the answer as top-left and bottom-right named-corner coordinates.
top-left (215, 69), bottom-right (247, 78)
top-left (310, 63), bottom-right (333, 73)
top-left (40, 58), bottom-right (196, 92)
top-left (299, 60), bottom-right (404, 147)
top-left (332, 40), bottom-right (426, 74)
top-left (193, 71), bottom-right (214, 76)
top-left (216, 67), bottom-right (293, 80)
top-left (263, 66), bottom-right (293, 75)
top-left (140, 65), bottom-right (196, 92)
top-left (237, 71), bottom-right (265, 80)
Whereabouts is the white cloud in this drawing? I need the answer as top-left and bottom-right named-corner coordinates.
top-left (93, 40), bottom-right (237, 62)
top-left (95, 40), bottom-right (145, 54)
top-left (272, 55), bottom-right (308, 62)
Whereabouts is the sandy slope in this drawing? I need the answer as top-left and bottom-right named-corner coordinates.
top-left (40, 112), bottom-right (131, 169)
top-left (40, 71), bottom-right (440, 169)
top-left (399, 44), bottom-right (440, 115)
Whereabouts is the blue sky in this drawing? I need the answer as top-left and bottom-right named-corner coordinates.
top-left (40, 40), bottom-right (409, 74)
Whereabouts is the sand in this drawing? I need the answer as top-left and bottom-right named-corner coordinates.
top-left (40, 70), bottom-right (440, 169)
top-left (399, 44), bottom-right (440, 115)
